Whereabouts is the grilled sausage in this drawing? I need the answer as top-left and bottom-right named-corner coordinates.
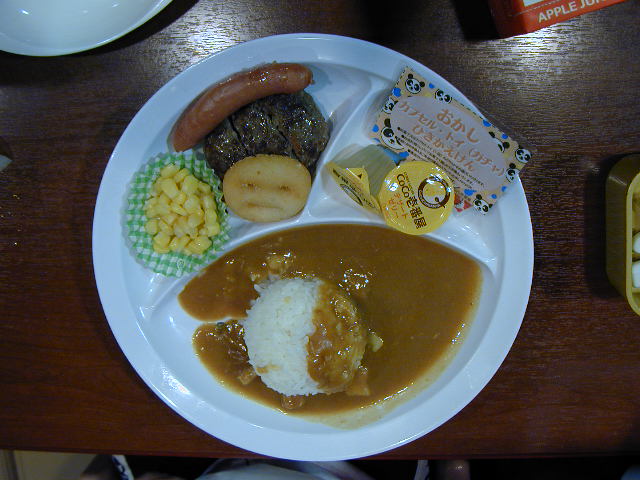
top-left (171, 62), bottom-right (313, 152)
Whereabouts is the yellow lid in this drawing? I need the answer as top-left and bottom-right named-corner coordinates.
top-left (378, 161), bottom-right (454, 235)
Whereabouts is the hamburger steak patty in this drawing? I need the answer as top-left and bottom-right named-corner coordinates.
top-left (204, 91), bottom-right (330, 177)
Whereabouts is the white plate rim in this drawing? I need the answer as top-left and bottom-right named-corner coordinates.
top-left (92, 33), bottom-right (534, 460)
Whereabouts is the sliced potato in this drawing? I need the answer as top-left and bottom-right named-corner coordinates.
top-left (222, 154), bottom-right (311, 222)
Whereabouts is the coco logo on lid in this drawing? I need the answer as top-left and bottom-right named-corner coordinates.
top-left (378, 161), bottom-right (454, 235)
top-left (418, 174), bottom-right (451, 209)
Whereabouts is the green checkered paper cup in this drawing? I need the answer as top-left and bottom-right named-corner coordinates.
top-left (126, 151), bottom-right (230, 277)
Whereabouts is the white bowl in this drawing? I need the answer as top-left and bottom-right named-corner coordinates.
top-left (0, 0), bottom-right (173, 56)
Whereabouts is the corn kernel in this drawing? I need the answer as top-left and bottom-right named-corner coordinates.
top-left (160, 164), bottom-right (179, 178)
top-left (204, 208), bottom-right (217, 225)
top-left (175, 191), bottom-right (187, 206)
top-left (174, 168), bottom-right (190, 184)
top-left (145, 206), bottom-right (157, 218)
top-left (169, 236), bottom-right (182, 252)
top-left (187, 213), bottom-right (203, 229)
top-left (153, 244), bottom-right (170, 254)
top-left (193, 236), bottom-right (212, 251)
top-left (185, 226), bottom-right (198, 239)
top-left (153, 231), bottom-right (171, 248)
top-left (156, 203), bottom-right (170, 216)
top-left (202, 223), bottom-right (220, 237)
top-left (170, 202), bottom-right (188, 216)
top-left (158, 193), bottom-right (170, 206)
top-left (185, 240), bottom-right (205, 255)
top-left (145, 219), bottom-right (159, 235)
top-left (163, 212), bottom-right (177, 225)
top-left (203, 196), bottom-right (216, 210)
top-left (177, 216), bottom-right (189, 230)
top-left (181, 175), bottom-right (199, 194)
top-left (159, 220), bottom-right (173, 236)
top-left (176, 236), bottom-right (190, 251)
top-left (173, 223), bottom-right (186, 238)
top-left (161, 178), bottom-right (180, 199)
top-left (198, 181), bottom-right (212, 194)
top-left (184, 196), bottom-right (201, 214)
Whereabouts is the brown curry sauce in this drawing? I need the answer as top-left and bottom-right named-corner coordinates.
top-left (181, 223), bottom-right (482, 416)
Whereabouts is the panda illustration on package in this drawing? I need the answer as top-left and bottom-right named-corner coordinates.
top-left (434, 89), bottom-right (452, 103)
top-left (405, 74), bottom-right (425, 94)
top-left (488, 131), bottom-right (510, 153)
top-left (380, 118), bottom-right (403, 150)
top-left (473, 194), bottom-right (492, 214)
top-left (515, 147), bottom-right (531, 163)
top-left (506, 163), bottom-right (520, 182)
top-left (382, 96), bottom-right (397, 114)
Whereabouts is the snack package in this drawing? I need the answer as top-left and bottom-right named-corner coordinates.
top-left (369, 67), bottom-right (532, 214)
top-left (489, 0), bottom-right (628, 37)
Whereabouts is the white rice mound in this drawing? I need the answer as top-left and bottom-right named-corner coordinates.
top-left (242, 277), bottom-right (322, 396)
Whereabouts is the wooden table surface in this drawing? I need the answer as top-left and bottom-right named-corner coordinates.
top-left (1, 0), bottom-right (640, 460)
